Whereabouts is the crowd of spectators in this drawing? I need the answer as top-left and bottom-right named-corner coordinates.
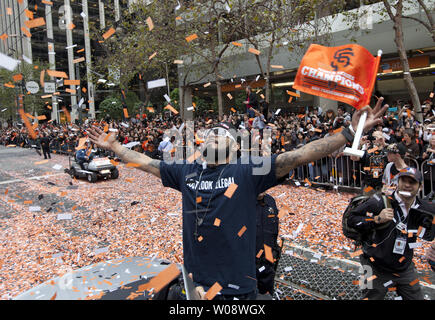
top-left (1, 98), bottom-right (434, 192)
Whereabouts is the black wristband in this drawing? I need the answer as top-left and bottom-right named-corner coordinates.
top-left (341, 127), bottom-right (354, 143)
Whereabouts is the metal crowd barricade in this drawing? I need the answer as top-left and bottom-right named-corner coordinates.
top-left (421, 159), bottom-right (435, 199)
top-left (333, 154), bottom-right (363, 191)
top-left (403, 156), bottom-right (419, 169)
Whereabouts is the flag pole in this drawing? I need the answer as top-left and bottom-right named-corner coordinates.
top-left (343, 49), bottom-right (382, 158)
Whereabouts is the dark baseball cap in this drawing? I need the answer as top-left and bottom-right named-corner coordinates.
top-left (397, 167), bottom-right (423, 183)
top-left (386, 143), bottom-right (406, 156)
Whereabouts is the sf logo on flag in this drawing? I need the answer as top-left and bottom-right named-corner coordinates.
top-left (330, 48), bottom-right (354, 71)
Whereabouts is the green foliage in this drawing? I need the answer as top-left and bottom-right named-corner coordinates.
top-left (98, 97), bottom-right (123, 120)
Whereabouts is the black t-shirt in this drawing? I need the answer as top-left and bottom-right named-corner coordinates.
top-left (160, 155), bottom-right (279, 295)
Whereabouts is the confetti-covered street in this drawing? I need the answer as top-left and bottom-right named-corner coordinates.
top-left (0, 146), bottom-right (433, 300)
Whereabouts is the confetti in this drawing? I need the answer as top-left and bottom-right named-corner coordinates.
top-left (102, 27), bottom-right (116, 40)
top-left (25, 17), bottom-right (46, 29)
top-left (248, 48), bottom-right (260, 55)
top-left (264, 244), bottom-right (274, 263)
top-left (185, 34), bottom-right (198, 42)
top-left (205, 282), bottom-right (222, 300)
top-left (146, 17), bottom-right (154, 31)
top-left (224, 183), bottom-right (238, 198)
top-left (137, 264), bottom-right (180, 293)
top-left (237, 226), bottom-right (247, 237)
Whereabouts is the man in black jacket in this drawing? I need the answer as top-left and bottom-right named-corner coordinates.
top-left (348, 167), bottom-right (434, 300)
top-left (255, 192), bottom-right (279, 296)
top-left (40, 133), bottom-right (51, 159)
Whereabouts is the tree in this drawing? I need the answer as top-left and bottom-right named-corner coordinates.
top-left (342, 0), bottom-right (435, 123)
top-left (234, 0), bottom-right (343, 103)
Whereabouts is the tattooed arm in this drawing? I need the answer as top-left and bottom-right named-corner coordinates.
top-left (87, 126), bottom-right (161, 179)
top-left (275, 133), bottom-right (347, 179)
top-left (276, 101), bottom-right (388, 179)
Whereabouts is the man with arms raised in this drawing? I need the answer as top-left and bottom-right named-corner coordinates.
top-left (88, 99), bottom-right (387, 300)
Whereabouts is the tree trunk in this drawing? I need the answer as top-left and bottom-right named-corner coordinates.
top-left (392, 15), bottom-right (422, 122)
top-left (215, 73), bottom-right (223, 117)
top-left (180, 86), bottom-right (186, 120)
top-left (139, 78), bottom-right (145, 117)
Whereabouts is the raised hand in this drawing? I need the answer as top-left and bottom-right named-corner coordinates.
top-left (87, 126), bottom-right (118, 151)
top-left (351, 97), bottom-right (389, 133)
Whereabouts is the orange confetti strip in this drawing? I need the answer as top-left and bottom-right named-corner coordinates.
top-left (256, 249), bottom-right (264, 258)
top-left (213, 218), bottom-right (221, 227)
top-left (231, 108), bottom-right (236, 113)
top-left (42, 0), bottom-right (53, 5)
top-left (64, 79), bottom-right (80, 86)
top-left (205, 282), bottom-right (222, 300)
top-left (4, 83), bottom-right (15, 88)
top-left (50, 292), bottom-right (57, 300)
top-left (164, 104), bottom-right (179, 115)
top-left (146, 17), bottom-right (154, 31)
top-left (47, 70), bottom-right (68, 78)
top-left (196, 196), bottom-right (202, 204)
top-left (398, 256), bottom-right (405, 263)
top-left (231, 41), bottom-right (243, 47)
top-left (25, 17), bottom-right (46, 29)
top-left (137, 264), bottom-right (180, 293)
top-left (149, 52), bottom-right (157, 60)
top-left (125, 162), bottom-right (141, 168)
top-left (237, 226), bottom-right (247, 237)
top-left (409, 279), bottom-right (419, 286)
top-left (102, 27), bottom-right (116, 40)
top-left (73, 57), bottom-right (85, 64)
top-left (65, 88), bottom-right (76, 94)
top-left (40, 70), bottom-right (45, 86)
top-left (264, 244), bottom-right (274, 263)
top-left (367, 275), bottom-right (377, 282)
top-left (286, 90), bottom-right (300, 98)
top-left (123, 108), bottom-right (129, 118)
top-left (224, 183), bottom-right (238, 198)
top-left (248, 48), bottom-right (261, 55)
top-left (110, 159), bottom-right (119, 166)
top-left (388, 287), bottom-right (396, 292)
top-left (19, 109), bottom-right (37, 139)
top-left (23, 200), bottom-right (32, 205)
top-left (185, 34), bottom-right (198, 42)
top-left (4, 189), bottom-right (8, 195)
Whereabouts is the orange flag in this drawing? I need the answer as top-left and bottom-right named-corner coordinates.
top-left (293, 44), bottom-right (381, 110)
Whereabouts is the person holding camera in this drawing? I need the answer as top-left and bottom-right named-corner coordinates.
top-left (347, 168), bottom-right (434, 300)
